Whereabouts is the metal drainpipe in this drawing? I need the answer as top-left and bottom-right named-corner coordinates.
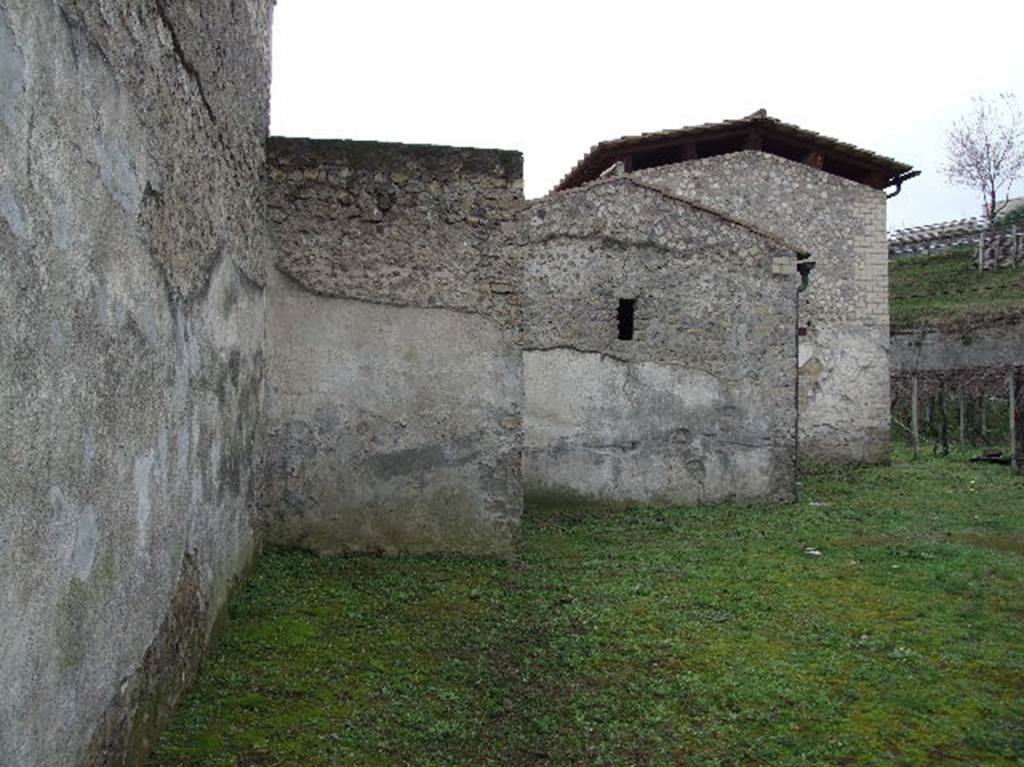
top-left (886, 170), bottom-right (922, 199)
top-left (794, 258), bottom-right (815, 501)
top-left (797, 259), bottom-right (816, 293)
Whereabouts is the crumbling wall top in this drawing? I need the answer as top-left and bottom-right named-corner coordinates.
top-left (266, 136), bottom-right (525, 331)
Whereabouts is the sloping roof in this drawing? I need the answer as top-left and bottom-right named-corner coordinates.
top-left (553, 110), bottom-right (918, 193)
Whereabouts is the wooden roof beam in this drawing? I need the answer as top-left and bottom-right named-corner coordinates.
top-left (861, 169), bottom-right (889, 189)
top-left (555, 122), bottom-right (908, 192)
top-left (803, 149), bottom-right (825, 170)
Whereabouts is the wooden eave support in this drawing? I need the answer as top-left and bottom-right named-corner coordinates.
top-left (563, 126), bottom-right (908, 191)
top-left (861, 169), bottom-right (889, 189)
top-left (803, 149), bottom-right (825, 170)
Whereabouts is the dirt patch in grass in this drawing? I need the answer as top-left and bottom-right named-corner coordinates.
top-left (837, 531), bottom-right (1024, 555)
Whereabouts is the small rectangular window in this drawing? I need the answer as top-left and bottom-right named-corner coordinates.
top-left (617, 298), bottom-right (635, 341)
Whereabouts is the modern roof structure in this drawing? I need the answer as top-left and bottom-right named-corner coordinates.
top-left (553, 110), bottom-right (918, 194)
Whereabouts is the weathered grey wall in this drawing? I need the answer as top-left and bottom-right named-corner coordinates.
top-left (891, 320), bottom-right (1024, 373)
top-left (263, 139), bottom-right (524, 555)
top-left (0, 3), bottom-right (272, 766)
top-left (633, 152), bottom-right (890, 463)
top-left (519, 178), bottom-right (800, 507)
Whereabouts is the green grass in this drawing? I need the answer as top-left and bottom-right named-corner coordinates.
top-left (889, 247), bottom-right (1024, 330)
top-left (151, 455), bottom-right (1024, 766)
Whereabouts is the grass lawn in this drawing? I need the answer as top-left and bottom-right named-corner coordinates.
top-left (890, 248), bottom-right (1024, 330)
top-left (151, 455), bottom-right (1024, 766)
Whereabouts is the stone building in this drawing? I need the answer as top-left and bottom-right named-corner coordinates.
top-left (518, 177), bottom-right (806, 507)
top-left (554, 111), bottom-right (917, 463)
top-left (891, 319), bottom-right (1024, 467)
top-left (0, 4), bottom-right (915, 764)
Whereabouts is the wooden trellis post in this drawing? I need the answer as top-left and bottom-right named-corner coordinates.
top-left (938, 383), bottom-right (950, 456)
top-left (911, 375), bottom-right (920, 457)
top-left (958, 390), bottom-right (966, 449)
top-left (1012, 367), bottom-right (1022, 475)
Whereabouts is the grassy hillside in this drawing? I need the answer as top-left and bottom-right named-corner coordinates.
top-left (889, 247), bottom-right (1024, 330)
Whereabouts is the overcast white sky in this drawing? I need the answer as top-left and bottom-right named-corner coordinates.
top-left (269, 0), bottom-right (1024, 230)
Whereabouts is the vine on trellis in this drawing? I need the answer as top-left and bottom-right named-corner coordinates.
top-left (890, 365), bottom-right (1022, 470)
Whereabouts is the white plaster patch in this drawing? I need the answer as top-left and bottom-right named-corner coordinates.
top-left (524, 348), bottom-right (723, 447)
top-left (82, 428), bottom-right (97, 473)
top-left (71, 507), bottom-right (98, 579)
top-left (98, 140), bottom-right (144, 215)
top-left (157, 428), bottom-right (169, 467)
top-left (90, 53), bottom-right (147, 215)
top-left (175, 426), bottom-right (191, 481)
top-left (107, 297), bottom-right (128, 327)
top-left (635, 361), bottom-right (721, 410)
top-left (0, 183), bottom-right (26, 237)
top-left (190, 468), bottom-right (202, 509)
top-left (799, 337), bottom-right (816, 367)
top-left (49, 196), bottom-right (73, 250)
top-left (208, 439), bottom-right (221, 493)
top-left (48, 319), bottom-right (65, 349)
top-left (47, 486), bottom-right (67, 515)
top-left (0, 9), bottom-right (26, 131)
top-left (771, 255), bottom-right (796, 274)
top-left (141, 302), bottom-right (160, 344)
top-left (133, 451), bottom-right (155, 547)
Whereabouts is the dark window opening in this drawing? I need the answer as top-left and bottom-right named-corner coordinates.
top-left (617, 299), bottom-right (635, 340)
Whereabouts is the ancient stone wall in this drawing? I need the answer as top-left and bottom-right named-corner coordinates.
top-left (518, 178), bottom-right (801, 507)
top-left (891, 320), bottom-right (1024, 374)
top-left (633, 152), bottom-right (891, 463)
top-left (0, 3), bottom-right (273, 766)
top-left (263, 138), bottom-right (524, 555)
top-left (890, 321), bottom-right (1024, 460)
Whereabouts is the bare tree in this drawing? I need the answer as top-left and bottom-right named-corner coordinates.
top-left (942, 94), bottom-right (1024, 223)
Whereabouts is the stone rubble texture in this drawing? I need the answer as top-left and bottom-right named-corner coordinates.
top-left (517, 179), bottom-right (801, 506)
top-left (262, 139), bottom-right (525, 555)
top-left (633, 152), bottom-right (891, 463)
top-left (0, 6), bottom-right (908, 765)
